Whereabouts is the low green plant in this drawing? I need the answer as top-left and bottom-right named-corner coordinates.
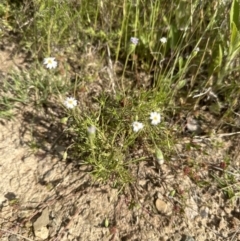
top-left (1, 0), bottom-right (239, 188)
top-left (61, 89), bottom-right (172, 186)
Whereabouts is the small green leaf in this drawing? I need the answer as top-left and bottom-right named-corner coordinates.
top-left (176, 79), bottom-right (186, 90)
top-left (104, 218), bottom-right (109, 227)
top-left (155, 147), bottom-right (164, 165)
top-left (63, 151), bottom-right (68, 160)
top-left (127, 43), bottom-right (137, 55)
top-left (9, 199), bottom-right (19, 205)
top-left (170, 24), bottom-right (181, 50)
top-left (230, 0), bottom-right (240, 31)
top-left (39, 2), bottom-right (46, 12)
top-left (209, 44), bottom-right (223, 75)
top-left (178, 56), bottom-right (184, 71)
top-left (140, 34), bottom-right (148, 46)
top-left (169, 190), bottom-right (176, 197)
top-left (209, 102), bottom-right (221, 115)
top-left (230, 22), bottom-right (240, 56)
top-left (218, 44), bottom-right (223, 68)
top-left (60, 117), bottom-right (68, 124)
top-left (229, 0), bottom-right (240, 58)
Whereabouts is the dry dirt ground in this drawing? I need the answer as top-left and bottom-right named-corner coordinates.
top-left (1, 48), bottom-right (240, 241)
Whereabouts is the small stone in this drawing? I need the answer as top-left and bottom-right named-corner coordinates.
top-left (182, 235), bottom-right (195, 241)
top-left (218, 217), bottom-right (225, 230)
top-left (4, 192), bottom-right (17, 201)
top-left (186, 117), bottom-right (202, 134)
top-left (138, 179), bottom-right (147, 187)
top-left (155, 199), bottom-right (172, 215)
top-left (199, 206), bottom-right (209, 218)
top-left (33, 207), bottom-right (50, 240)
top-left (173, 233), bottom-right (182, 241)
top-left (157, 192), bottom-right (164, 199)
top-left (224, 207), bottom-right (232, 214)
top-left (185, 197), bottom-right (198, 220)
top-left (18, 210), bottom-right (31, 219)
top-left (34, 226), bottom-right (49, 240)
top-left (175, 144), bottom-right (183, 152)
top-left (8, 235), bottom-right (18, 241)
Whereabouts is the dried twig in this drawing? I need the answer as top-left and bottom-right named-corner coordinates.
top-left (106, 44), bottom-right (116, 95)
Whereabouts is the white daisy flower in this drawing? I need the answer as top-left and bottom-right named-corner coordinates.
top-left (130, 37), bottom-right (139, 45)
top-left (150, 112), bottom-right (161, 125)
top-left (160, 37), bottom-right (167, 44)
top-left (64, 97), bottom-right (77, 109)
top-left (43, 57), bottom-right (58, 69)
top-left (132, 121), bottom-right (144, 132)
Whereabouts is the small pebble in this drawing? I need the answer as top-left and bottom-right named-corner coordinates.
top-left (155, 199), bottom-right (172, 215)
top-left (8, 235), bottom-right (18, 241)
top-left (182, 236), bottom-right (195, 241)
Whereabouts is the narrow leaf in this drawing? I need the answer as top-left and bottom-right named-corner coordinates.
top-left (230, 0), bottom-right (240, 31)
top-left (230, 22), bottom-right (240, 56)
